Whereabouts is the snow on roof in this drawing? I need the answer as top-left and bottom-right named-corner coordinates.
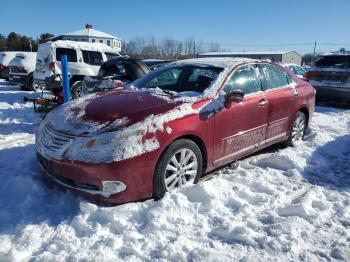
top-left (174, 57), bottom-right (257, 68)
top-left (199, 51), bottom-right (300, 56)
top-left (322, 51), bottom-right (350, 56)
top-left (64, 28), bottom-right (121, 40)
top-left (43, 40), bottom-right (120, 54)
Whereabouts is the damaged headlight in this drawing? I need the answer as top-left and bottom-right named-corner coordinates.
top-left (63, 126), bottom-right (154, 163)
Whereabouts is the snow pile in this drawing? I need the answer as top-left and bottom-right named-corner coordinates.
top-left (1, 79), bottom-right (350, 261)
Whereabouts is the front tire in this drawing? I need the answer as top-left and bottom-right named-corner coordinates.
top-left (153, 139), bottom-right (203, 200)
top-left (71, 81), bottom-right (85, 99)
top-left (282, 111), bottom-right (306, 147)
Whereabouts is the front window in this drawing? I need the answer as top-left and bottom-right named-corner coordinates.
top-left (315, 55), bottom-right (350, 69)
top-left (82, 50), bottom-right (103, 66)
top-left (132, 65), bottom-right (223, 94)
top-left (223, 64), bottom-right (262, 94)
top-left (294, 66), bottom-right (306, 77)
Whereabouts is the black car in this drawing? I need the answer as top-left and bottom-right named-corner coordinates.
top-left (305, 52), bottom-right (350, 103)
top-left (72, 57), bottom-right (150, 98)
top-left (142, 59), bottom-right (172, 70)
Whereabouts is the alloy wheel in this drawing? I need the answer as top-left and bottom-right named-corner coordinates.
top-left (164, 148), bottom-right (198, 190)
top-left (291, 116), bottom-right (305, 144)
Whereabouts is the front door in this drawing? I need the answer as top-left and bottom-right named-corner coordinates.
top-left (213, 64), bottom-right (269, 167)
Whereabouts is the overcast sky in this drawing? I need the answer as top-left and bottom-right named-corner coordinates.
top-left (1, 0), bottom-right (349, 54)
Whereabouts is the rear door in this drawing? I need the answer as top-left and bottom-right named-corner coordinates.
top-left (81, 50), bottom-right (104, 75)
top-left (55, 47), bottom-right (78, 76)
top-left (34, 44), bottom-right (54, 81)
top-left (258, 63), bottom-right (297, 143)
top-left (213, 64), bottom-right (269, 167)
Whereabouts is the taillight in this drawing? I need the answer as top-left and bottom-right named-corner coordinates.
top-left (304, 71), bottom-right (320, 80)
top-left (0, 64), bottom-right (4, 71)
top-left (49, 62), bottom-right (55, 72)
top-left (115, 80), bottom-right (124, 88)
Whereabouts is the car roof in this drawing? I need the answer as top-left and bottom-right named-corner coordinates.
top-left (40, 40), bottom-right (120, 54)
top-left (283, 63), bottom-right (302, 67)
top-left (173, 57), bottom-right (258, 69)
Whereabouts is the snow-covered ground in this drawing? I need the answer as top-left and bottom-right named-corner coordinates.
top-left (0, 79), bottom-right (349, 261)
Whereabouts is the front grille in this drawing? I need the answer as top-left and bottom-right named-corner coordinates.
top-left (37, 125), bottom-right (76, 159)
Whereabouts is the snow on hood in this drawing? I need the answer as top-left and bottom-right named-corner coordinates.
top-left (37, 90), bottom-right (201, 163)
top-left (45, 89), bottom-right (185, 136)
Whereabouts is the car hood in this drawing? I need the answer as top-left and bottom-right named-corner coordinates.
top-left (45, 90), bottom-right (184, 136)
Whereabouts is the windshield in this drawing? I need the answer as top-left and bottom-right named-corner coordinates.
top-left (315, 55), bottom-right (350, 69)
top-left (132, 65), bottom-right (223, 94)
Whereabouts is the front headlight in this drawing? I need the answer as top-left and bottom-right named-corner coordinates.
top-left (64, 127), bottom-right (158, 163)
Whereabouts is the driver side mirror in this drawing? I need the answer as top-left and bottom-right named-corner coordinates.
top-left (224, 89), bottom-right (244, 109)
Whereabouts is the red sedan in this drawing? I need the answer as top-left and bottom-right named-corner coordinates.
top-left (35, 58), bottom-right (315, 204)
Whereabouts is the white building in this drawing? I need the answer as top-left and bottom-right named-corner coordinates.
top-left (198, 51), bottom-right (302, 65)
top-left (52, 24), bottom-right (122, 52)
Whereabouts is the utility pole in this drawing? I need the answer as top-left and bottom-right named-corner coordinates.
top-left (312, 41), bottom-right (317, 62)
top-left (193, 40), bottom-right (196, 58)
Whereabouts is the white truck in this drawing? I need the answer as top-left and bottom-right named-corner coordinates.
top-left (33, 40), bottom-right (120, 93)
top-left (8, 52), bottom-right (37, 90)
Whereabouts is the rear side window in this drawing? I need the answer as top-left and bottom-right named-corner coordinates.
top-left (294, 66), bottom-right (305, 77)
top-left (82, 50), bottom-right (103, 66)
top-left (56, 48), bottom-right (77, 62)
top-left (224, 64), bottom-right (261, 95)
top-left (259, 64), bottom-right (289, 90)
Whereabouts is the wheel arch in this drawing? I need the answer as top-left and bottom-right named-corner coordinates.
top-left (298, 106), bottom-right (310, 127)
top-left (159, 134), bottom-right (208, 174)
top-left (69, 75), bottom-right (85, 86)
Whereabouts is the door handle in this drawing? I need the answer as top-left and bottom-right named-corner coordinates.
top-left (258, 99), bottom-right (268, 107)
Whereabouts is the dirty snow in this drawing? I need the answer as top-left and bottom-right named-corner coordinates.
top-left (0, 79), bottom-right (350, 261)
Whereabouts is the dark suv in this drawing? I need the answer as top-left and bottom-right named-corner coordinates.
top-left (305, 51), bottom-right (350, 102)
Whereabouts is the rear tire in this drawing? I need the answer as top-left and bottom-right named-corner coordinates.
top-left (282, 111), bottom-right (306, 148)
top-left (153, 139), bottom-right (203, 200)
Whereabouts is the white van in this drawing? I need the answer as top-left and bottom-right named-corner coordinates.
top-left (8, 52), bottom-right (37, 90)
top-left (33, 40), bottom-right (120, 92)
top-left (0, 52), bottom-right (19, 79)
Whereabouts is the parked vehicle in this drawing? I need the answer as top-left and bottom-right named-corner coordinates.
top-left (0, 52), bottom-right (18, 79)
top-left (35, 57), bottom-right (315, 204)
top-left (8, 52), bottom-right (37, 90)
top-left (74, 57), bottom-right (150, 98)
top-left (142, 59), bottom-right (172, 70)
top-left (284, 63), bottom-right (306, 79)
top-left (305, 51), bottom-right (350, 102)
top-left (33, 40), bottom-right (120, 93)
